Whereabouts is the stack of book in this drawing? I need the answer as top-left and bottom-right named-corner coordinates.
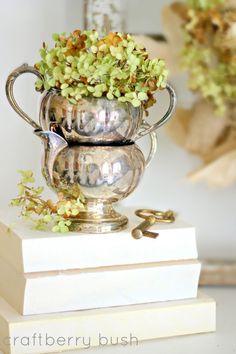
top-left (0, 209), bottom-right (215, 354)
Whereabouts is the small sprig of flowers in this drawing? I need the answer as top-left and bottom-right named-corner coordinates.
top-left (34, 30), bottom-right (168, 113)
top-left (10, 170), bottom-right (84, 232)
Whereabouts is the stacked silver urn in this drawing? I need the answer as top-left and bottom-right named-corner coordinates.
top-left (6, 64), bottom-right (176, 233)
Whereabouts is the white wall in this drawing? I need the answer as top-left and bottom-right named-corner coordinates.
top-left (0, 0), bottom-right (235, 259)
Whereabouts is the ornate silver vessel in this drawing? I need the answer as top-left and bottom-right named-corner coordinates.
top-left (5, 63), bottom-right (175, 233)
top-left (39, 92), bottom-right (142, 144)
top-left (34, 129), bottom-right (155, 233)
top-left (6, 64), bottom-right (176, 144)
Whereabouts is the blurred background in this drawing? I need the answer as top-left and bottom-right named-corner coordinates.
top-left (0, 0), bottom-right (235, 260)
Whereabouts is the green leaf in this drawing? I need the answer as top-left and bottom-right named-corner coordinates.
top-left (10, 199), bottom-right (21, 207)
top-left (52, 33), bottom-right (59, 41)
top-left (131, 98), bottom-right (141, 107)
top-left (107, 92), bottom-right (114, 100)
top-left (35, 79), bottom-right (43, 90)
top-left (57, 206), bottom-right (65, 215)
top-left (68, 98), bottom-right (77, 104)
top-left (59, 224), bottom-right (69, 233)
top-left (34, 186), bottom-right (44, 195)
top-left (61, 83), bottom-right (69, 89)
top-left (138, 92), bottom-right (148, 101)
top-left (52, 225), bottom-right (60, 233)
top-left (65, 220), bottom-right (72, 226)
top-left (43, 214), bottom-right (52, 223)
top-left (17, 184), bottom-right (25, 196)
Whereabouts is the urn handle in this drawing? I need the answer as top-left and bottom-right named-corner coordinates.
top-left (141, 123), bottom-right (157, 168)
top-left (135, 83), bottom-right (176, 140)
top-left (5, 63), bottom-right (43, 130)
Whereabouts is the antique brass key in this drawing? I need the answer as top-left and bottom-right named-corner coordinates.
top-left (132, 209), bottom-right (175, 239)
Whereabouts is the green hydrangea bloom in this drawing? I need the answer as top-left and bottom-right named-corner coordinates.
top-left (35, 30), bottom-right (168, 111)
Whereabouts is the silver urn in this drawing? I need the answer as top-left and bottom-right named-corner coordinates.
top-left (6, 64), bottom-right (176, 144)
top-left (6, 64), bottom-right (176, 233)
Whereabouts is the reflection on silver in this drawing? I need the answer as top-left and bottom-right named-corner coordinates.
top-left (36, 130), bottom-right (145, 202)
top-left (35, 129), bottom-right (147, 233)
top-left (40, 92), bottom-right (142, 144)
top-left (5, 63), bottom-right (174, 233)
top-left (6, 64), bottom-right (176, 144)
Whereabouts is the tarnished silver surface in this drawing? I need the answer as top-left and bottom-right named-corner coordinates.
top-left (6, 64), bottom-right (176, 144)
top-left (5, 63), bottom-right (164, 233)
top-left (5, 64), bottom-right (42, 130)
top-left (39, 91), bottom-right (142, 144)
top-left (36, 130), bottom-right (145, 201)
top-left (35, 130), bottom-right (148, 232)
top-left (135, 84), bottom-right (177, 139)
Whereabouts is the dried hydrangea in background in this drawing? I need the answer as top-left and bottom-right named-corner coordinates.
top-left (35, 29), bottom-right (168, 113)
top-left (174, 0), bottom-right (236, 115)
top-left (160, 0), bottom-right (236, 187)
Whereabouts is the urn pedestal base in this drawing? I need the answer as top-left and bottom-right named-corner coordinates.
top-left (69, 201), bottom-right (128, 233)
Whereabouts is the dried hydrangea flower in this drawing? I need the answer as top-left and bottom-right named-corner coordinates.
top-left (173, 0), bottom-right (236, 115)
top-left (35, 30), bottom-right (168, 111)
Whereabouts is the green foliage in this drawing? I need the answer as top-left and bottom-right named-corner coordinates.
top-left (35, 30), bottom-right (168, 111)
top-left (186, 0), bottom-right (223, 10)
top-left (10, 170), bottom-right (84, 233)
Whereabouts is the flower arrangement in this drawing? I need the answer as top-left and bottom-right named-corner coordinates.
top-left (10, 170), bottom-right (84, 232)
top-left (174, 0), bottom-right (236, 115)
top-left (34, 30), bottom-right (168, 112)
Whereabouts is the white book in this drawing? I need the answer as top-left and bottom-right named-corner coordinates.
top-left (0, 254), bottom-right (200, 315)
top-left (0, 292), bottom-right (216, 354)
top-left (0, 209), bottom-right (197, 273)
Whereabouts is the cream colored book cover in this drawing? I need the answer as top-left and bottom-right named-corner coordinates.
top-left (0, 209), bottom-right (197, 273)
top-left (0, 292), bottom-right (216, 354)
top-left (0, 257), bottom-right (200, 315)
